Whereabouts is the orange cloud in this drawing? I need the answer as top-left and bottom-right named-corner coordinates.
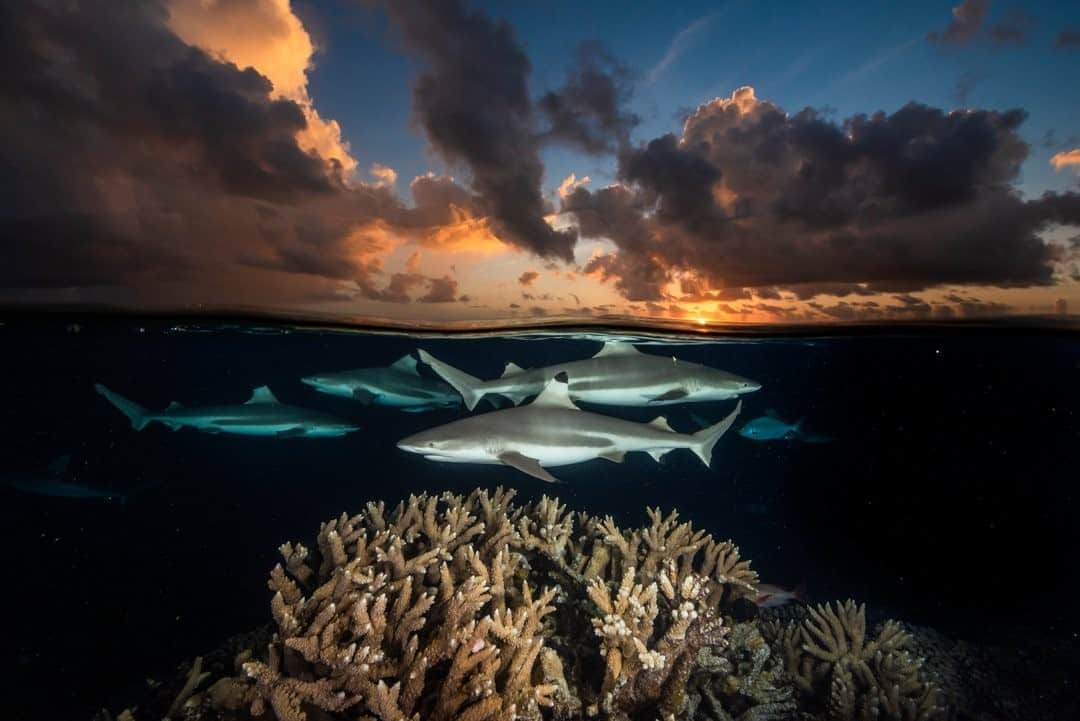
top-left (1051, 149), bottom-right (1080, 170)
top-left (166, 0), bottom-right (359, 177)
top-left (557, 173), bottom-right (590, 199)
top-left (518, 270), bottom-right (539, 286)
top-left (405, 250), bottom-right (422, 273)
top-left (417, 205), bottom-right (509, 255)
top-left (370, 163), bottom-right (399, 186)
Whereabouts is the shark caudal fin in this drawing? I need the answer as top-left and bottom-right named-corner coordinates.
top-left (417, 349), bottom-right (488, 411)
top-left (94, 384), bottom-right (150, 431)
top-left (689, 400), bottom-right (741, 467)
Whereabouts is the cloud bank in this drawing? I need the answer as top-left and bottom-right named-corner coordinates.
top-left (563, 86), bottom-right (1080, 302)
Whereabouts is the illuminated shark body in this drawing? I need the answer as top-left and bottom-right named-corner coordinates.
top-left (301, 355), bottom-right (461, 412)
top-left (397, 377), bottom-right (741, 483)
top-left (418, 342), bottom-right (761, 411)
top-left (95, 384), bottom-right (359, 438)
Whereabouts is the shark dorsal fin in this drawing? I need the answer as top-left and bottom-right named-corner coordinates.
top-left (593, 341), bottom-right (641, 358)
top-left (500, 362), bottom-right (525, 378)
top-left (166, 401), bottom-right (183, 410)
top-left (390, 355), bottom-right (420, 375)
top-left (648, 416), bottom-right (675, 433)
top-left (47, 454), bottom-right (71, 477)
top-left (530, 377), bottom-right (578, 409)
top-left (246, 386), bottom-right (280, 405)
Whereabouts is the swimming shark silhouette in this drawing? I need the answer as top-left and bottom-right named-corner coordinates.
top-left (300, 354), bottom-right (461, 412)
top-left (95, 384), bottom-right (359, 438)
top-left (417, 342), bottom-right (760, 411)
top-left (396, 376), bottom-right (741, 483)
top-left (3, 455), bottom-right (137, 503)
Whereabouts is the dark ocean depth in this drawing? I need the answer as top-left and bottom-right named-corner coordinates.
top-left (1, 317), bottom-right (1078, 720)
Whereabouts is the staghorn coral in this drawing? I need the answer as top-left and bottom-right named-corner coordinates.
top-left (228, 488), bottom-right (761, 721)
top-left (778, 600), bottom-right (949, 721)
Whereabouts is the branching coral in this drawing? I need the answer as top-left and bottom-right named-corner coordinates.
top-left (778, 600), bottom-right (949, 721)
top-left (231, 488), bottom-right (760, 721)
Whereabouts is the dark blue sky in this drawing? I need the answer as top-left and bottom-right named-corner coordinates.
top-left (302, 0), bottom-right (1080, 200)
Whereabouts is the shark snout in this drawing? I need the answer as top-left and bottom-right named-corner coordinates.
top-left (300, 375), bottom-right (322, 388)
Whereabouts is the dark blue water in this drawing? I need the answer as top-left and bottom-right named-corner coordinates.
top-left (1, 315), bottom-right (1077, 720)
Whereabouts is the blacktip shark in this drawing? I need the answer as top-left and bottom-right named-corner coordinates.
top-left (417, 342), bottom-right (760, 412)
top-left (300, 354), bottom-right (461, 412)
top-left (95, 384), bottom-right (359, 438)
top-left (3, 455), bottom-right (138, 503)
top-left (396, 376), bottom-right (742, 483)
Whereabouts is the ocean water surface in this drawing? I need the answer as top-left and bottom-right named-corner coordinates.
top-left (2, 314), bottom-right (1078, 720)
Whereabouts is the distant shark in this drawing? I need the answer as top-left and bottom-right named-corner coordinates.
top-left (95, 384), bottom-right (359, 438)
top-left (301, 354), bottom-right (462, 412)
top-left (3, 455), bottom-right (135, 503)
top-left (396, 376), bottom-right (742, 483)
top-left (417, 342), bottom-right (760, 411)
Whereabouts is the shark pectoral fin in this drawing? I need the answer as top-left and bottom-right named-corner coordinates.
top-left (275, 428), bottom-right (308, 438)
top-left (498, 452), bottom-right (561, 483)
top-left (352, 388), bottom-right (378, 404)
top-left (647, 388), bottom-right (688, 403)
top-left (599, 450), bottom-right (626, 463)
top-left (164, 422), bottom-right (184, 431)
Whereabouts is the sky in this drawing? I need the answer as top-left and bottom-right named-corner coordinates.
top-left (2, 0), bottom-right (1080, 325)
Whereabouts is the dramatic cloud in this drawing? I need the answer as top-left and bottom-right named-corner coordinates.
top-left (518, 270), bottom-right (539, 286)
top-left (1051, 150), bottom-right (1080, 170)
top-left (538, 43), bottom-right (639, 154)
top-left (562, 86), bottom-right (1080, 302)
top-left (381, 0), bottom-right (577, 261)
top-left (167, 0), bottom-right (358, 176)
top-left (928, 0), bottom-right (989, 46)
top-left (0, 0), bottom-right (502, 307)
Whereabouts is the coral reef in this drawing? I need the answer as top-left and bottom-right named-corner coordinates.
top-left (231, 488), bottom-right (759, 721)
top-left (772, 600), bottom-right (948, 721)
top-left (110, 488), bottom-right (1056, 721)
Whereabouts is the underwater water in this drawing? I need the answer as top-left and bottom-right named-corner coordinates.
top-left (2, 314), bottom-right (1078, 721)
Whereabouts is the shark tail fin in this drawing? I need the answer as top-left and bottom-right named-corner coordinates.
top-left (689, 400), bottom-right (741, 467)
top-left (417, 349), bottom-right (487, 411)
top-left (95, 384), bottom-right (150, 431)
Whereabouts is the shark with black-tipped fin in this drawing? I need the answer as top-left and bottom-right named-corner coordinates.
top-left (300, 354), bottom-right (462, 412)
top-left (418, 341), bottom-right (760, 411)
top-left (396, 376), bottom-right (741, 483)
top-left (95, 384), bottom-right (359, 438)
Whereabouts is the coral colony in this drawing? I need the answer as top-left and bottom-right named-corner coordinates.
top-left (105, 488), bottom-right (953, 721)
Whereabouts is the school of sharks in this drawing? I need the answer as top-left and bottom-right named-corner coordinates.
top-left (10, 341), bottom-right (831, 499)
